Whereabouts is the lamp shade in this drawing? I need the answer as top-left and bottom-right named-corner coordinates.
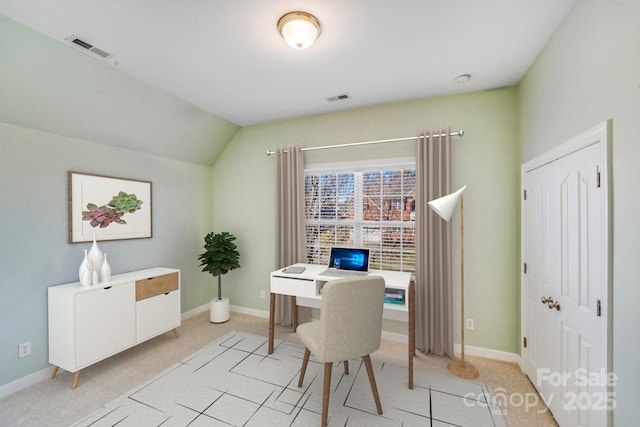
top-left (278, 11), bottom-right (321, 50)
top-left (428, 186), bottom-right (467, 221)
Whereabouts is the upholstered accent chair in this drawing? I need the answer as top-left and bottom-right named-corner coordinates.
top-left (296, 275), bottom-right (386, 427)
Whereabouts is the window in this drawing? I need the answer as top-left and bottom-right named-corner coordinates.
top-left (304, 158), bottom-right (416, 272)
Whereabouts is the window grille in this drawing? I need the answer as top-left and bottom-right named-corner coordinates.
top-left (304, 159), bottom-right (416, 272)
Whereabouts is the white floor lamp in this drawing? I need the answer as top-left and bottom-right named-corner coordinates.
top-left (428, 185), bottom-right (479, 379)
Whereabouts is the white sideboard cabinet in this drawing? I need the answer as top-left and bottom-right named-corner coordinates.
top-left (48, 267), bottom-right (180, 389)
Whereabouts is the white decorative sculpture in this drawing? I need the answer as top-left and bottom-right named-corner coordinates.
top-left (87, 233), bottom-right (104, 274)
top-left (78, 249), bottom-right (92, 287)
top-left (91, 265), bottom-right (100, 286)
top-left (99, 253), bottom-right (112, 283)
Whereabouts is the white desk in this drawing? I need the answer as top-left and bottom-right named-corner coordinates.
top-left (269, 263), bottom-right (416, 389)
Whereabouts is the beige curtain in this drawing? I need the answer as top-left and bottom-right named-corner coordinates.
top-left (274, 145), bottom-right (308, 326)
top-left (415, 129), bottom-right (453, 357)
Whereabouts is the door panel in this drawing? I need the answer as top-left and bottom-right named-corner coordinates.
top-left (522, 134), bottom-right (609, 427)
top-left (523, 168), bottom-right (543, 381)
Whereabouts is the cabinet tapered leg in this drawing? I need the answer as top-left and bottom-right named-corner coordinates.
top-left (51, 366), bottom-right (81, 389)
top-left (72, 371), bottom-right (80, 389)
top-left (172, 328), bottom-right (179, 338)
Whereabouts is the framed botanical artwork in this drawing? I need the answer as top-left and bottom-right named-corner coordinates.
top-left (68, 171), bottom-right (152, 243)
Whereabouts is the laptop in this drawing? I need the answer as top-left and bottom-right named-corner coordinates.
top-left (319, 247), bottom-right (370, 277)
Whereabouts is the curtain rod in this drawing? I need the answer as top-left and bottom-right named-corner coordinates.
top-left (265, 129), bottom-right (464, 156)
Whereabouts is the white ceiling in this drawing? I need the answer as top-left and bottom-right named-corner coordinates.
top-left (0, 0), bottom-right (576, 126)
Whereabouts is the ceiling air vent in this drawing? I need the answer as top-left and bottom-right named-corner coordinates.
top-left (65, 35), bottom-right (113, 59)
top-left (327, 93), bottom-right (351, 102)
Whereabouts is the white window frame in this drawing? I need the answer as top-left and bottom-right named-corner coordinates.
top-left (304, 157), bottom-right (416, 272)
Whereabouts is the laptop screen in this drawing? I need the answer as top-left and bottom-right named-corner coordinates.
top-left (327, 247), bottom-right (370, 272)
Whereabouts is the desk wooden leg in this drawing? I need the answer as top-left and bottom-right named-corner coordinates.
top-left (51, 366), bottom-right (59, 379)
top-left (408, 280), bottom-right (415, 389)
top-left (268, 292), bottom-right (276, 354)
top-left (292, 296), bottom-right (298, 329)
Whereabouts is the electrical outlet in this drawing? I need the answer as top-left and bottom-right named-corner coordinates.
top-left (18, 341), bottom-right (31, 358)
top-left (259, 290), bottom-right (266, 299)
top-left (466, 318), bottom-right (475, 330)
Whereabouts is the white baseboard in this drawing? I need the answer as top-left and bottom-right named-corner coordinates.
top-left (454, 343), bottom-right (520, 364)
top-left (225, 305), bottom-right (520, 362)
top-left (1, 304), bottom-right (519, 400)
top-left (381, 330), bottom-right (409, 344)
top-left (229, 306), bottom-right (410, 345)
top-left (225, 305), bottom-right (517, 362)
top-left (183, 304), bottom-right (270, 321)
top-left (232, 306), bottom-right (408, 345)
top-left (0, 366), bottom-right (53, 400)
top-left (230, 305), bottom-right (270, 319)
top-left (180, 302), bottom-right (210, 320)
top-left (182, 304), bottom-right (271, 320)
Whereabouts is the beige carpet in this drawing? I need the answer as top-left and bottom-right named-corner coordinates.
top-left (72, 330), bottom-right (504, 426)
top-left (0, 311), bottom-right (558, 426)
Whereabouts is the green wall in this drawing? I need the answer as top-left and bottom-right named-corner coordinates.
top-left (0, 123), bottom-right (215, 387)
top-left (0, 15), bottom-right (239, 166)
top-left (0, 16), bottom-right (234, 388)
top-left (5, 3), bottom-right (637, 424)
top-left (212, 88), bottom-right (521, 352)
top-left (519, 0), bottom-right (640, 424)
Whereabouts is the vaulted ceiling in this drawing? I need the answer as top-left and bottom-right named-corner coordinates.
top-left (1, 0), bottom-right (576, 127)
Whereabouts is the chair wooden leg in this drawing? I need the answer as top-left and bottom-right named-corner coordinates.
top-left (363, 355), bottom-right (383, 415)
top-left (322, 362), bottom-right (333, 427)
top-left (343, 360), bottom-right (349, 375)
top-left (298, 348), bottom-right (310, 387)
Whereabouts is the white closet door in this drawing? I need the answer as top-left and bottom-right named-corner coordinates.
top-left (522, 122), bottom-right (610, 427)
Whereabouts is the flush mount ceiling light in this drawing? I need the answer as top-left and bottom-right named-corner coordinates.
top-left (277, 11), bottom-right (321, 50)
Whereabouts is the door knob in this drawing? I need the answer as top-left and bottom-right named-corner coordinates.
top-left (548, 300), bottom-right (560, 311)
top-left (541, 296), bottom-right (560, 311)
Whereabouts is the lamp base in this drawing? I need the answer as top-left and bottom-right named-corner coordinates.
top-left (448, 359), bottom-right (479, 379)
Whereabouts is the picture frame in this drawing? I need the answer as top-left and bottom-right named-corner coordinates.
top-left (68, 171), bottom-right (152, 243)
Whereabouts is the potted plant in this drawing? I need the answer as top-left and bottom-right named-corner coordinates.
top-left (198, 231), bottom-right (241, 323)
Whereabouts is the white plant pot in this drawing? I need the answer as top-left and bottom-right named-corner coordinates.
top-left (210, 297), bottom-right (230, 323)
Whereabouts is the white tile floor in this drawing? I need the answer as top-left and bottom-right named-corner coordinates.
top-left (72, 330), bottom-right (506, 427)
